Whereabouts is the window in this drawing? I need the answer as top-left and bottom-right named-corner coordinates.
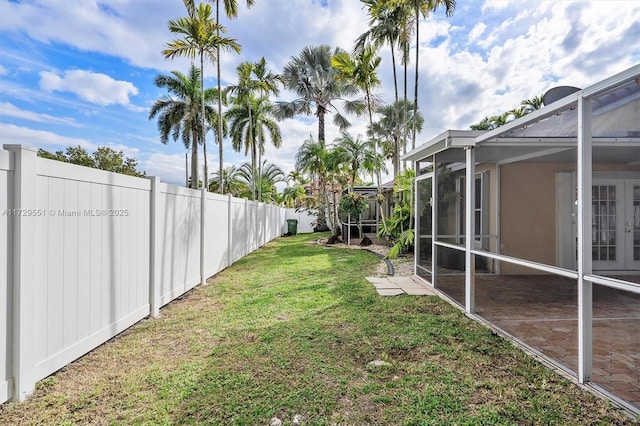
top-left (457, 172), bottom-right (489, 249)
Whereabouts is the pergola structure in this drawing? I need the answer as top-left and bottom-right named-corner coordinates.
top-left (403, 64), bottom-right (640, 411)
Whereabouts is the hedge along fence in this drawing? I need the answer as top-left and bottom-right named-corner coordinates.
top-left (0, 145), bottom-right (287, 403)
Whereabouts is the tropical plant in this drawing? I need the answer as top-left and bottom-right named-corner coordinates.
top-left (338, 191), bottom-right (369, 239)
top-left (334, 131), bottom-right (369, 190)
top-left (362, 137), bottom-right (389, 197)
top-left (370, 99), bottom-right (423, 178)
top-left (237, 160), bottom-right (285, 203)
top-left (379, 168), bottom-right (415, 259)
top-left (225, 57), bottom-right (282, 199)
top-left (277, 45), bottom-right (365, 144)
top-left (210, 0), bottom-right (255, 193)
top-left (164, 0), bottom-right (241, 191)
top-left (295, 135), bottom-right (330, 231)
top-left (470, 94), bottom-right (543, 130)
top-left (208, 165), bottom-right (244, 195)
top-left (338, 192), bottom-right (369, 220)
top-left (331, 46), bottom-right (387, 231)
top-left (408, 0), bottom-right (455, 150)
top-left (287, 169), bottom-right (308, 186)
top-left (281, 185), bottom-right (306, 208)
top-left (357, 0), bottom-right (404, 103)
top-left (149, 65), bottom-right (221, 188)
top-left (38, 146), bottom-right (144, 177)
top-left (323, 147), bottom-right (349, 237)
top-left (331, 46), bottom-right (382, 129)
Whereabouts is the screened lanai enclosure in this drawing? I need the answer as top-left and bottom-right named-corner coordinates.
top-left (403, 64), bottom-right (640, 412)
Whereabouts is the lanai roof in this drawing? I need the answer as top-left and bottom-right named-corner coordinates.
top-left (403, 64), bottom-right (640, 165)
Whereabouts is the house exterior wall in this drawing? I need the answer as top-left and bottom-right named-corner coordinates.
top-left (477, 164), bottom-right (498, 271)
top-left (499, 162), bottom-right (563, 274)
top-left (499, 161), bottom-right (640, 275)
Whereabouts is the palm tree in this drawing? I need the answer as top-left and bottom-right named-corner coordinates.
top-left (149, 65), bottom-right (220, 188)
top-left (209, 165), bottom-right (244, 195)
top-left (296, 135), bottom-right (330, 231)
top-left (331, 46), bottom-right (382, 129)
top-left (225, 96), bottom-right (282, 199)
top-left (331, 47), bottom-right (388, 231)
top-left (470, 94), bottom-right (544, 130)
top-left (323, 147), bottom-right (349, 237)
top-left (237, 160), bottom-right (285, 203)
top-left (357, 0), bottom-right (404, 103)
top-left (211, 0), bottom-right (256, 194)
top-left (335, 131), bottom-right (368, 190)
top-left (225, 57), bottom-right (281, 199)
top-left (409, 0), bottom-right (455, 149)
top-left (281, 185), bottom-right (306, 208)
top-left (278, 45), bottom-right (365, 144)
top-left (287, 169), bottom-right (308, 186)
top-left (521, 95), bottom-right (544, 113)
top-left (370, 99), bottom-right (424, 179)
top-left (164, 0), bottom-right (241, 191)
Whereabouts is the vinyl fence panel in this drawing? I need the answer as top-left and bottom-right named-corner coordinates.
top-left (231, 197), bottom-right (248, 263)
top-left (31, 158), bottom-right (151, 389)
top-left (157, 184), bottom-right (201, 307)
top-left (0, 150), bottom-right (12, 403)
top-left (0, 144), bottom-right (287, 403)
top-left (204, 193), bottom-right (230, 278)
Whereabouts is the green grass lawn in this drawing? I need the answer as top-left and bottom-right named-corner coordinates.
top-left (0, 233), bottom-right (634, 425)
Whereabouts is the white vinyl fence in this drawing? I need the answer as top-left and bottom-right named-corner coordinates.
top-left (284, 208), bottom-right (317, 234)
top-left (0, 145), bottom-right (288, 403)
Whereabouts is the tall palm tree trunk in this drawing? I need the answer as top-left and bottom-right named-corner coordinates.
top-left (317, 105), bottom-right (326, 143)
top-left (191, 128), bottom-right (199, 188)
top-left (200, 53), bottom-right (208, 190)
top-left (403, 53), bottom-right (408, 168)
top-left (248, 103), bottom-right (256, 200)
top-left (331, 182), bottom-right (339, 237)
top-left (258, 144), bottom-right (262, 202)
top-left (216, 1), bottom-right (224, 194)
top-left (390, 45), bottom-right (399, 103)
top-left (412, 0), bottom-right (419, 151)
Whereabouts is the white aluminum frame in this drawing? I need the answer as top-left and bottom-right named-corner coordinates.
top-left (408, 64), bottom-right (640, 409)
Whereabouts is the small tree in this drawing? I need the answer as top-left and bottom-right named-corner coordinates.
top-left (38, 146), bottom-right (144, 177)
top-left (338, 192), bottom-right (369, 244)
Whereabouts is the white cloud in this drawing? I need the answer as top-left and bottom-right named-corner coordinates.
top-left (0, 102), bottom-right (78, 126)
top-left (0, 64), bottom-right (7, 75)
top-left (482, 0), bottom-right (518, 12)
top-left (39, 69), bottom-right (139, 107)
top-left (142, 152), bottom-right (189, 186)
top-left (409, 0), bottom-right (640, 138)
top-left (468, 23), bottom-right (487, 42)
top-left (0, 123), bottom-right (97, 151)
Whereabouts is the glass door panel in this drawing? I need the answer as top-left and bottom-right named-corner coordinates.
top-left (416, 176), bottom-right (433, 282)
top-left (592, 180), bottom-right (624, 270)
top-left (625, 180), bottom-right (640, 269)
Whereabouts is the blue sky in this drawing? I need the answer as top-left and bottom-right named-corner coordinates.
top-left (1, 0), bottom-right (639, 186)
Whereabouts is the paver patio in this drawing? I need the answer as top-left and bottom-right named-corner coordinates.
top-left (434, 274), bottom-right (640, 410)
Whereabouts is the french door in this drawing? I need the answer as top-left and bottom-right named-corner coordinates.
top-left (592, 179), bottom-right (640, 271)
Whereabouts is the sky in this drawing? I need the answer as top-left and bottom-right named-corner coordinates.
top-left (1, 0), bottom-right (639, 187)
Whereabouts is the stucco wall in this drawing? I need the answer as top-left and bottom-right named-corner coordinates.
top-left (499, 162), bottom-right (567, 274)
top-left (499, 161), bottom-right (640, 275)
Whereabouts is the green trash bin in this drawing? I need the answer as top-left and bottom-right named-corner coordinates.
top-left (287, 219), bottom-right (298, 235)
